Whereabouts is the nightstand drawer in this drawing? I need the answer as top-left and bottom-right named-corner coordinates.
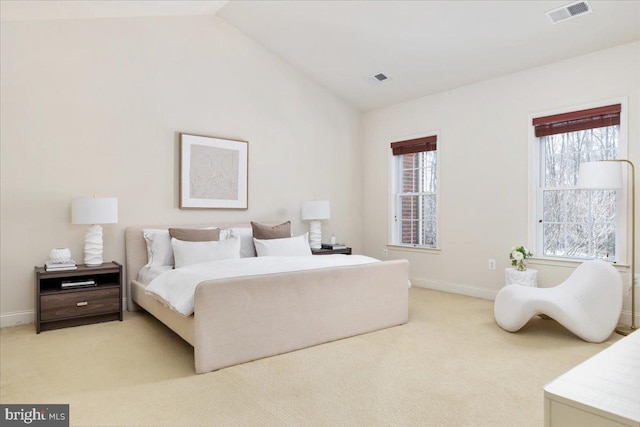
top-left (40, 288), bottom-right (120, 321)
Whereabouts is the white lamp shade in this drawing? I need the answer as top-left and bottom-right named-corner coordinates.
top-left (72, 197), bottom-right (118, 224)
top-left (577, 162), bottom-right (623, 190)
top-left (301, 200), bottom-right (330, 220)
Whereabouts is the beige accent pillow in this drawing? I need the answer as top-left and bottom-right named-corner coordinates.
top-left (250, 221), bottom-right (291, 240)
top-left (168, 227), bottom-right (220, 242)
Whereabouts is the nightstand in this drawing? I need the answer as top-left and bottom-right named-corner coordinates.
top-left (34, 261), bottom-right (123, 333)
top-left (311, 247), bottom-right (352, 255)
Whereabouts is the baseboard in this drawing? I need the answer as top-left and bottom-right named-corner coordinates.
top-left (0, 310), bottom-right (34, 328)
top-left (412, 278), bottom-right (640, 327)
top-left (411, 278), bottom-right (498, 300)
top-left (619, 309), bottom-right (640, 328)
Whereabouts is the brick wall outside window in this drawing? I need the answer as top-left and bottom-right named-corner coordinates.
top-left (392, 141), bottom-right (437, 247)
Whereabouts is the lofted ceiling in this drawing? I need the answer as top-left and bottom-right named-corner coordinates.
top-left (0, 1), bottom-right (228, 20)
top-left (2, 0), bottom-right (639, 111)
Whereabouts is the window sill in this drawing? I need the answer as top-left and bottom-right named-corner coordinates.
top-left (528, 256), bottom-right (629, 272)
top-left (387, 244), bottom-right (441, 255)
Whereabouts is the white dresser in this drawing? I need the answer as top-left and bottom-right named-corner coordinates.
top-left (544, 331), bottom-right (640, 427)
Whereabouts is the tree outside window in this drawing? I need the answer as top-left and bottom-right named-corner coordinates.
top-left (540, 126), bottom-right (618, 259)
top-left (533, 103), bottom-right (622, 261)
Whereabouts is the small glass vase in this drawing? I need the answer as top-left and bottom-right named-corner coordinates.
top-left (517, 261), bottom-right (527, 271)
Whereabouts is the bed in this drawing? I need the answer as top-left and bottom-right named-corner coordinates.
top-left (125, 223), bottom-right (409, 374)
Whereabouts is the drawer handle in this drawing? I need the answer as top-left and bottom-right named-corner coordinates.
top-left (76, 301), bottom-right (88, 307)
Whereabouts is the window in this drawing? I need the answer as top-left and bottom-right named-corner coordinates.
top-left (390, 135), bottom-right (438, 247)
top-left (532, 104), bottom-right (623, 261)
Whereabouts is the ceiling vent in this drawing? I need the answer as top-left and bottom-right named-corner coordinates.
top-left (365, 73), bottom-right (391, 85)
top-left (546, 1), bottom-right (592, 24)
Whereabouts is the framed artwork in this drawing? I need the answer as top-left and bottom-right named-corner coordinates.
top-left (179, 133), bottom-right (248, 209)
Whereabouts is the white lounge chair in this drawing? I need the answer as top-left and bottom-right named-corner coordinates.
top-left (494, 260), bottom-right (623, 343)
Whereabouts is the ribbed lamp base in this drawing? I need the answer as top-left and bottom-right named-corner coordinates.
top-left (84, 224), bottom-right (104, 266)
top-left (308, 220), bottom-right (322, 250)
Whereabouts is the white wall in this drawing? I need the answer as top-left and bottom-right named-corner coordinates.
top-left (2, 14), bottom-right (638, 328)
top-left (362, 42), bottom-right (639, 323)
top-left (0, 15), bottom-right (362, 325)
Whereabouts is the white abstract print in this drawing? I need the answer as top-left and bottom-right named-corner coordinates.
top-left (190, 144), bottom-right (239, 200)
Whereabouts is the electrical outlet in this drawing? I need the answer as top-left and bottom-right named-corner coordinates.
top-left (383, 248), bottom-right (389, 257)
top-left (488, 259), bottom-right (496, 270)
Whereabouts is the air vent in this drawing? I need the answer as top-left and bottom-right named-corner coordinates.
top-left (365, 73), bottom-right (391, 85)
top-left (546, 1), bottom-right (592, 24)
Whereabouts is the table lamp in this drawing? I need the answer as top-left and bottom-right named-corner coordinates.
top-left (72, 196), bottom-right (118, 266)
top-left (301, 200), bottom-right (330, 250)
top-left (578, 159), bottom-right (635, 335)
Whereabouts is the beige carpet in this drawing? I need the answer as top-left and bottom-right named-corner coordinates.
top-left (1, 288), bottom-right (620, 427)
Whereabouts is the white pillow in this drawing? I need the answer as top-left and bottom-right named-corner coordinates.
top-left (220, 227), bottom-right (256, 258)
top-left (172, 236), bottom-right (241, 268)
top-left (253, 233), bottom-right (312, 257)
top-left (142, 229), bottom-right (173, 267)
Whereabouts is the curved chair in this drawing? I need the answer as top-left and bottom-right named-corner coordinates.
top-left (494, 260), bottom-right (623, 343)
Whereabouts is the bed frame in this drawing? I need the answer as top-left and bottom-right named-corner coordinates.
top-left (125, 224), bottom-right (409, 374)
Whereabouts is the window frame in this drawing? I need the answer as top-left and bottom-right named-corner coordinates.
top-left (528, 98), bottom-right (629, 265)
top-left (389, 132), bottom-right (440, 249)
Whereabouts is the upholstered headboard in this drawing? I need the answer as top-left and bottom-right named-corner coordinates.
top-left (124, 223), bottom-right (250, 311)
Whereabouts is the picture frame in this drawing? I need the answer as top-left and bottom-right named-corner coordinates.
top-left (179, 133), bottom-right (248, 209)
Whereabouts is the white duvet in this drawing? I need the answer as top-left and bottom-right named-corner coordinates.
top-left (145, 255), bottom-right (379, 316)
